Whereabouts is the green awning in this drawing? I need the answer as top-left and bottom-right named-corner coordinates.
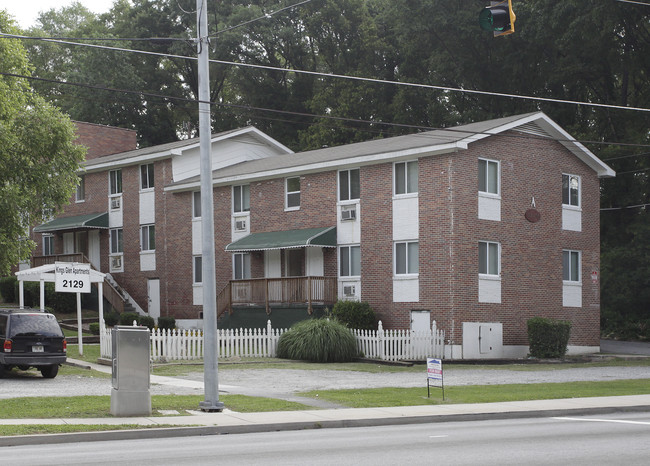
top-left (225, 226), bottom-right (337, 252)
top-left (33, 212), bottom-right (109, 233)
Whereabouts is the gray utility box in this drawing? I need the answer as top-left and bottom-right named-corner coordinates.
top-left (110, 326), bottom-right (151, 417)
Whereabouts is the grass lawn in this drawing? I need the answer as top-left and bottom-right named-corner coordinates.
top-left (0, 424), bottom-right (190, 437)
top-left (0, 394), bottom-right (312, 420)
top-left (300, 379), bottom-right (650, 408)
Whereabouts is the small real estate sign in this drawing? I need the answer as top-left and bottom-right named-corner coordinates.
top-left (427, 357), bottom-right (444, 400)
top-left (55, 262), bottom-right (91, 294)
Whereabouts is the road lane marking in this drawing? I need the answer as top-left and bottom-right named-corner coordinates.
top-left (552, 417), bottom-right (650, 426)
top-left (429, 435), bottom-right (449, 438)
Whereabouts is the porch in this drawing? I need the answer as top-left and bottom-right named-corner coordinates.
top-left (217, 276), bottom-right (338, 317)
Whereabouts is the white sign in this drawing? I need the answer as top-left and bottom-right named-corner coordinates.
top-left (55, 262), bottom-right (91, 294)
top-left (427, 358), bottom-right (443, 381)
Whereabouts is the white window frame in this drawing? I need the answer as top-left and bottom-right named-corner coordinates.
top-left (478, 158), bottom-right (500, 196)
top-left (109, 169), bottom-right (122, 195)
top-left (75, 175), bottom-right (85, 202)
top-left (285, 177), bottom-right (301, 210)
top-left (394, 161), bottom-right (418, 196)
top-left (140, 224), bottom-right (155, 252)
top-left (394, 240), bottom-right (419, 276)
top-left (233, 185), bottom-right (250, 213)
top-left (339, 245), bottom-right (361, 277)
top-left (339, 168), bottom-right (360, 202)
top-left (43, 235), bottom-right (54, 256)
top-left (192, 191), bottom-right (201, 219)
top-left (140, 163), bottom-right (154, 190)
top-left (193, 255), bottom-right (202, 284)
top-left (563, 250), bottom-right (581, 283)
top-left (233, 253), bottom-right (251, 280)
top-left (562, 174), bottom-right (580, 207)
top-left (479, 241), bottom-right (500, 277)
top-left (110, 228), bottom-right (123, 254)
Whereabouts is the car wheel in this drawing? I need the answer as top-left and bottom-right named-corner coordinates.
top-left (0, 364), bottom-right (5, 378)
top-left (40, 365), bottom-right (59, 379)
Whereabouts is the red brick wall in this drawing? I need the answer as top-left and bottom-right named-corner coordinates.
top-left (74, 122), bottom-right (137, 159)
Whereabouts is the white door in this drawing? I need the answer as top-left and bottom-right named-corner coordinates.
top-left (88, 231), bottom-right (100, 269)
top-left (411, 310), bottom-right (430, 332)
top-left (63, 232), bottom-right (74, 254)
top-left (265, 250), bottom-right (281, 301)
top-left (147, 279), bottom-right (160, 320)
top-left (305, 248), bottom-right (324, 277)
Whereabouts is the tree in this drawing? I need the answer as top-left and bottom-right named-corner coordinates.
top-left (0, 11), bottom-right (86, 276)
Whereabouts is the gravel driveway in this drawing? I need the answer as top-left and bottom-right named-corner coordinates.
top-left (1, 363), bottom-right (648, 401)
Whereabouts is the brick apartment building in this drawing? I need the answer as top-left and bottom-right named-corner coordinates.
top-left (28, 112), bottom-right (614, 358)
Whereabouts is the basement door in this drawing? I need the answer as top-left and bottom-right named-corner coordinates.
top-left (147, 278), bottom-right (160, 321)
top-left (411, 310), bottom-right (431, 332)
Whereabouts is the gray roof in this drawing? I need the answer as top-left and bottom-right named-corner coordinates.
top-left (166, 112), bottom-right (551, 190)
top-left (82, 127), bottom-right (261, 169)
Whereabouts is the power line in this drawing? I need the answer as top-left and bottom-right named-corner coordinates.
top-left (210, 0), bottom-right (315, 37)
top-left (4, 70), bottom-right (650, 153)
top-left (602, 203), bottom-right (650, 211)
top-left (3, 32), bottom-right (650, 115)
top-left (615, 0), bottom-right (650, 6)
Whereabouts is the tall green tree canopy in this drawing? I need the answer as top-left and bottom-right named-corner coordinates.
top-left (0, 11), bottom-right (86, 276)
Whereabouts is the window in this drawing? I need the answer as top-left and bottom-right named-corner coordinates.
top-left (479, 241), bottom-right (500, 276)
top-left (563, 250), bottom-right (581, 282)
top-left (43, 235), bottom-right (54, 256)
top-left (562, 174), bottom-right (580, 207)
top-left (340, 245), bottom-right (361, 277)
top-left (76, 175), bottom-right (85, 202)
top-left (339, 169), bottom-right (360, 201)
top-left (395, 241), bottom-right (418, 275)
top-left (233, 253), bottom-right (251, 279)
top-left (109, 169), bottom-right (122, 195)
top-left (192, 191), bottom-right (201, 218)
top-left (140, 163), bottom-right (154, 190)
top-left (286, 177), bottom-right (300, 209)
top-left (478, 158), bottom-right (499, 195)
top-left (193, 256), bottom-right (202, 284)
top-left (394, 161), bottom-right (418, 195)
top-left (233, 185), bottom-right (250, 213)
top-left (141, 225), bottom-right (155, 251)
top-left (110, 228), bottom-right (123, 254)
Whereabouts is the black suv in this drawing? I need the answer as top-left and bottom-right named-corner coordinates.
top-left (0, 308), bottom-right (67, 378)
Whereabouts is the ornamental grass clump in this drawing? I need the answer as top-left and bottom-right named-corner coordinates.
top-left (277, 318), bottom-right (358, 363)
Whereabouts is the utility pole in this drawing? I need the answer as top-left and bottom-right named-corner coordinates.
top-left (196, 0), bottom-right (224, 412)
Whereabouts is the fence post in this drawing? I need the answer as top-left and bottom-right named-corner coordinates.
top-left (377, 320), bottom-right (385, 361)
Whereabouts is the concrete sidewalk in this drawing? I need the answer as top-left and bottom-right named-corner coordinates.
top-left (1, 394), bottom-right (649, 447)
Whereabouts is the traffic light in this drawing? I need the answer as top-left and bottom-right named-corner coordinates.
top-left (479, 0), bottom-right (516, 37)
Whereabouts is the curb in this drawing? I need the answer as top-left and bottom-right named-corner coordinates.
top-left (1, 404), bottom-right (649, 447)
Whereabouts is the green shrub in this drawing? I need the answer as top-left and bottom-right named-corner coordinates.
top-left (0, 276), bottom-right (17, 303)
top-left (157, 316), bottom-right (176, 330)
top-left (277, 318), bottom-right (358, 363)
top-left (21, 281), bottom-right (40, 307)
top-left (331, 300), bottom-right (377, 330)
top-left (139, 315), bottom-right (155, 330)
top-left (44, 284), bottom-right (76, 314)
top-left (103, 310), bottom-right (120, 327)
top-left (119, 312), bottom-right (140, 326)
top-left (89, 323), bottom-right (100, 335)
top-left (527, 317), bottom-right (572, 358)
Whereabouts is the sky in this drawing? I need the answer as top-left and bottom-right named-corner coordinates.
top-left (2, 0), bottom-right (115, 29)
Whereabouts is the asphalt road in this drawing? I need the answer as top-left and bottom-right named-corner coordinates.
top-left (2, 412), bottom-right (650, 465)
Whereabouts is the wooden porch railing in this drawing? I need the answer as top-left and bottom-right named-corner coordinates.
top-left (31, 254), bottom-right (125, 313)
top-left (217, 276), bottom-right (337, 317)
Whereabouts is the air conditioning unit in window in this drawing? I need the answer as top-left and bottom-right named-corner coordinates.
top-left (235, 219), bottom-right (247, 231)
top-left (341, 208), bottom-right (356, 221)
top-left (110, 197), bottom-right (121, 210)
top-left (111, 256), bottom-right (123, 270)
top-left (343, 285), bottom-right (356, 297)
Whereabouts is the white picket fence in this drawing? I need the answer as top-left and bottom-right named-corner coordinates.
top-left (100, 319), bottom-right (445, 362)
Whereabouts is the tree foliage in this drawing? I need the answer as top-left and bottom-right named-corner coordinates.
top-left (0, 11), bottom-right (86, 276)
